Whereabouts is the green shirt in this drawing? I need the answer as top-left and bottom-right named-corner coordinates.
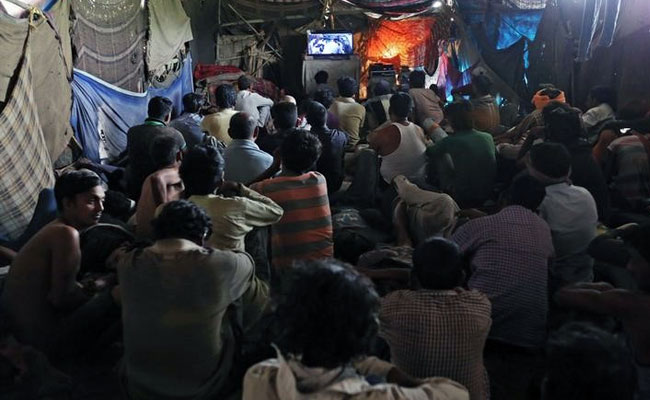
top-left (426, 129), bottom-right (496, 207)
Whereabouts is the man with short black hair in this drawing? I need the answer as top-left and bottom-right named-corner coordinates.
top-left (114, 200), bottom-right (263, 399)
top-left (251, 130), bottom-right (334, 269)
top-left (305, 101), bottom-right (348, 193)
top-left (125, 96), bottom-right (186, 199)
top-left (469, 75), bottom-right (500, 134)
top-left (180, 144), bottom-right (283, 252)
top-left (380, 238), bottom-right (492, 400)
top-left (202, 83), bottom-right (238, 145)
top-left (368, 93), bottom-right (428, 184)
top-left (170, 93), bottom-right (204, 148)
top-left (330, 76), bottom-right (365, 150)
top-left (314, 70), bottom-right (328, 86)
top-left (257, 102), bottom-right (298, 155)
top-left (243, 259), bottom-right (470, 399)
top-left (224, 112), bottom-right (274, 184)
top-left (2, 170), bottom-right (117, 358)
top-left (408, 70), bottom-right (444, 129)
top-left (363, 79), bottom-right (392, 134)
top-left (236, 75), bottom-right (274, 128)
top-left (313, 86), bottom-right (340, 129)
top-left (427, 100), bottom-right (496, 208)
top-left (135, 135), bottom-right (185, 238)
top-left (528, 142), bottom-right (598, 288)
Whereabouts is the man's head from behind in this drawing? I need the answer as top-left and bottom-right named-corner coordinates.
top-left (371, 79), bottom-right (391, 97)
top-left (314, 70), bottom-right (329, 85)
top-left (445, 100), bottom-right (475, 131)
top-left (409, 70), bottom-right (426, 89)
top-left (271, 102), bottom-right (298, 130)
top-left (148, 96), bottom-right (173, 123)
top-left (151, 135), bottom-right (183, 170)
top-left (337, 76), bottom-right (357, 98)
top-left (182, 93), bottom-right (203, 114)
top-left (280, 129), bottom-right (322, 174)
top-left (543, 322), bottom-right (636, 400)
top-left (543, 102), bottom-right (583, 144)
top-left (388, 92), bottom-right (412, 122)
top-left (54, 169), bottom-right (105, 229)
top-left (305, 101), bottom-right (328, 129)
top-left (528, 142), bottom-right (572, 184)
top-left (313, 87), bottom-right (335, 109)
top-left (533, 87), bottom-right (566, 110)
top-left (179, 144), bottom-right (224, 197)
top-left (272, 259), bottom-right (379, 369)
top-left (587, 86), bottom-right (616, 109)
top-left (152, 200), bottom-right (212, 246)
top-left (413, 237), bottom-right (464, 290)
top-left (508, 174), bottom-right (546, 211)
top-left (237, 75), bottom-right (253, 91)
top-left (229, 112), bottom-right (257, 140)
top-left (215, 84), bottom-right (236, 110)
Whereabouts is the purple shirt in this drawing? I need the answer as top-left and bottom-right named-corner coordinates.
top-left (452, 205), bottom-right (554, 348)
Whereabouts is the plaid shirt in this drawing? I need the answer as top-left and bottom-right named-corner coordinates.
top-left (0, 36), bottom-right (54, 241)
top-left (452, 206), bottom-right (554, 348)
top-left (380, 289), bottom-right (491, 400)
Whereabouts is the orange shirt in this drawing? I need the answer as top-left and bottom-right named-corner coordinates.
top-left (251, 172), bottom-right (333, 269)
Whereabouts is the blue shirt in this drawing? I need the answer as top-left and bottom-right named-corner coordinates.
top-left (224, 139), bottom-right (274, 184)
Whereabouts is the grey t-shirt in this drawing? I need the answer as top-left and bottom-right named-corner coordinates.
top-left (115, 239), bottom-right (253, 399)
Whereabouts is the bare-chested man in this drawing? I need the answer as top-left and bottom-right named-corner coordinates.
top-left (555, 223), bottom-right (650, 397)
top-left (0, 169), bottom-right (113, 357)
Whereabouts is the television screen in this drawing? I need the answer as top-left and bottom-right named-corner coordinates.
top-left (307, 31), bottom-right (353, 56)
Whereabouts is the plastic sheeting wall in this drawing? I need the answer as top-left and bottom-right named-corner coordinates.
top-left (70, 55), bottom-right (194, 163)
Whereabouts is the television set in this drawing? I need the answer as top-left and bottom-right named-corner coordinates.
top-left (307, 31), bottom-right (354, 56)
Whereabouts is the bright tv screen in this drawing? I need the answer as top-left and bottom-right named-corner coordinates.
top-left (307, 31), bottom-right (353, 56)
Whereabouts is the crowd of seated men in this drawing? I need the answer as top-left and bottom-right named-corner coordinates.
top-left (1, 69), bottom-right (649, 400)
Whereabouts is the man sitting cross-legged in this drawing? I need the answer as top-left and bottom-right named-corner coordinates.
top-left (112, 200), bottom-right (266, 399)
top-left (223, 112), bottom-right (274, 185)
top-left (251, 129), bottom-right (334, 270)
top-left (380, 237), bottom-right (491, 400)
top-left (243, 259), bottom-right (470, 400)
top-left (305, 100), bottom-right (348, 193)
top-left (1, 170), bottom-right (119, 359)
top-left (180, 144), bottom-right (283, 251)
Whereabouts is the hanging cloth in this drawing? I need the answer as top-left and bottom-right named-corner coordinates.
top-left (0, 9), bottom-right (55, 241)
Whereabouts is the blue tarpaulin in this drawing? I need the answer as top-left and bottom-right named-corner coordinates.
top-left (70, 55), bottom-right (193, 163)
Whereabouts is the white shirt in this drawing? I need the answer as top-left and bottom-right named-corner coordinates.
top-left (539, 182), bottom-right (598, 285)
top-left (379, 122), bottom-right (428, 183)
top-left (235, 90), bottom-right (274, 127)
top-left (582, 103), bottom-right (615, 129)
top-left (243, 352), bottom-right (469, 400)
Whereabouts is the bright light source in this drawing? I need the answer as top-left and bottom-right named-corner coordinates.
top-left (432, 1), bottom-right (443, 8)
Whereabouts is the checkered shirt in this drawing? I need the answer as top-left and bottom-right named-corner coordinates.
top-left (380, 288), bottom-right (492, 400)
top-left (452, 206), bottom-right (554, 348)
top-left (0, 37), bottom-right (54, 240)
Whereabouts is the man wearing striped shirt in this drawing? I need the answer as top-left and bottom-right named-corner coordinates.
top-left (251, 129), bottom-right (333, 270)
